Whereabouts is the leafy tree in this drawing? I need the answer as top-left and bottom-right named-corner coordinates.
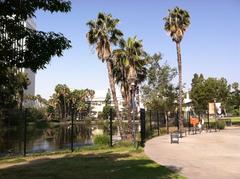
top-left (226, 82), bottom-right (240, 116)
top-left (142, 53), bottom-right (177, 112)
top-left (142, 53), bottom-right (177, 132)
top-left (102, 105), bottom-right (116, 120)
top-left (164, 7), bottom-right (190, 129)
top-left (104, 89), bottom-right (111, 106)
top-left (0, 68), bottom-right (29, 110)
top-left (190, 74), bottom-right (206, 115)
top-left (86, 12), bottom-right (124, 137)
top-left (0, 0), bottom-right (71, 71)
top-left (190, 74), bottom-right (230, 116)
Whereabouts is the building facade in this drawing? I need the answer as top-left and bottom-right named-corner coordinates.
top-left (22, 18), bottom-right (36, 97)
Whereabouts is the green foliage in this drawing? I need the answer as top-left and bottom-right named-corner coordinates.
top-left (142, 53), bottom-right (177, 112)
top-left (0, 0), bottom-right (71, 71)
top-left (27, 107), bottom-right (46, 122)
top-left (216, 120), bottom-right (226, 130)
top-left (86, 12), bottom-right (123, 61)
top-left (101, 105), bottom-right (116, 120)
top-left (0, 68), bottom-right (29, 110)
top-left (48, 84), bottom-right (95, 121)
top-left (114, 140), bottom-right (133, 147)
top-left (190, 73), bottom-right (230, 115)
top-left (226, 82), bottom-right (240, 116)
top-left (209, 120), bottom-right (225, 130)
top-left (104, 89), bottom-right (111, 106)
top-left (163, 7), bottom-right (190, 43)
top-left (93, 134), bottom-right (109, 146)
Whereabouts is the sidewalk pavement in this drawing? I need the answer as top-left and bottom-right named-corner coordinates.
top-left (144, 127), bottom-right (240, 179)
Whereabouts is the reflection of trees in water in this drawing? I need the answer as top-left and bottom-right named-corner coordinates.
top-left (0, 123), bottom-right (46, 154)
top-left (0, 125), bottom-right (23, 154)
top-left (0, 121), bottom-right (103, 155)
top-left (42, 122), bottom-right (93, 149)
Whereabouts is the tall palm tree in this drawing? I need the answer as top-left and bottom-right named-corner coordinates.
top-left (164, 7), bottom-right (190, 129)
top-left (86, 12), bottom-right (124, 137)
top-left (113, 37), bottom-right (147, 138)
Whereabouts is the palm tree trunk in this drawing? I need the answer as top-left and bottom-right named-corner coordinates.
top-left (176, 42), bottom-right (183, 130)
top-left (20, 90), bottom-right (23, 111)
top-left (106, 61), bottom-right (124, 138)
top-left (126, 88), bottom-right (133, 139)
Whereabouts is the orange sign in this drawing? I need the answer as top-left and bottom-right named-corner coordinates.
top-left (190, 117), bottom-right (199, 127)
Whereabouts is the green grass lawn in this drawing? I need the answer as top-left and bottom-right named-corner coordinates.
top-left (0, 146), bottom-right (185, 179)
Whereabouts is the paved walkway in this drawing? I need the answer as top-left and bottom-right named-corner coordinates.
top-left (144, 127), bottom-right (240, 179)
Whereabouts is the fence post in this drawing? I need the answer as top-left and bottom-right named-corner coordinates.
top-left (71, 106), bottom-right (74, 152)
top-left (188, 111), bottom-right (191, 132)
top-left (23, 108), bottom-right (27, 157)
top-left (207, 110), bottom-right (210, 130)
top-left (166, 112), bottom-right (169, 134)
top-left (140, 108), bottom-right (145, 147)
top-left (157, 111), bottom-right (160, 136)
top-left (149, 110), bottom-right (152, 131)
top-left (109, 108), bottom-right (113, 147)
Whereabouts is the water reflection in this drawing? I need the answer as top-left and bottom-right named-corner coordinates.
top-left (0, 121), bottom-right (113, 156)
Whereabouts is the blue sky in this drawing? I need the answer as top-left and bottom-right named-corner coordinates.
top-left (35, 0), bottom-right (240, 99)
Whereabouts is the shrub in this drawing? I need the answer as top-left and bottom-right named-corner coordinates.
top-left (160, 128), bottom-right (167, 135)
top-left (209, 120), bottom-right (225, 130)
top-left (145, 129), bottom-right (154, 139)
top-left (216, 120), bottom-right (225, 129)
top-left (93, 134), bottom-right (109, 146)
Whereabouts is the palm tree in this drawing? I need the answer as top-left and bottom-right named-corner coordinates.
top-left (55, 84), bottom-right (70, 120)
top-left (113, 37), bottom-right (147, 138)
top-left (164, 7), bottom-right (190, 129)
top-left (86, 12), bottom-right (124, 137)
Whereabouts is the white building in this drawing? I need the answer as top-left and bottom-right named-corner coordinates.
top-left (18, 18), bottom-right (36, 97)
top-left (91, 90), bottom-right (124, 118)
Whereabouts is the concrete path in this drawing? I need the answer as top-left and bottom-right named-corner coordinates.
top-left (145, 127), bottom-right (240, 179)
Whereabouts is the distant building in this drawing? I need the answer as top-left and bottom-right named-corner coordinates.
top-left (19, 19), bottom-right (36, 107)
top-left (91, 90), bottom-right (124, 118)
top-left (23, 18), bottom-right (36, 97)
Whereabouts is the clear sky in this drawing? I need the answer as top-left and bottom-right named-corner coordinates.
top-left (35, 0), bottom-right (240, 99)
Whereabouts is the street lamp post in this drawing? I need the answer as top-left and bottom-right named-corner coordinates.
top-left (71, 105), bottom-right (74, 152)
top-left (213, 98), bottom-right (217, 131)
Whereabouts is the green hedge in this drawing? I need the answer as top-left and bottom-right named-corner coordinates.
top-left (209, 120), bottom-right (225, 130)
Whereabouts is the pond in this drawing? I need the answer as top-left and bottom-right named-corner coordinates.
top-left (0, 121), bottom-right (116, 156)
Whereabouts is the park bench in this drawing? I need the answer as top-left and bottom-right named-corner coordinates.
top-left (179, 128), bottom-right (187, 138)
top-left (170, 132), bottom-right (179, 144)
top-left (189, 127), bottom-right (202, 135)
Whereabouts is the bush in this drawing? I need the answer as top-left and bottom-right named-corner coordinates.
top-left (160, 128), bottom-right (167, 135)
top-left (27, 108), bottom-right (46, 122)
top-left (93, 134), bottom-right (109, 146)
top-left (209, 120), bottom-right (225, 130)
top-left (216, 120), bottom-right (225, 129)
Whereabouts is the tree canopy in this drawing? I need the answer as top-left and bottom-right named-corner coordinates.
top-left (141, 53), bottom-right (177, 112)
top-left (0, 0), bottom-right (72, 71)
top-left (190, 73), bottom-right (230, 114)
